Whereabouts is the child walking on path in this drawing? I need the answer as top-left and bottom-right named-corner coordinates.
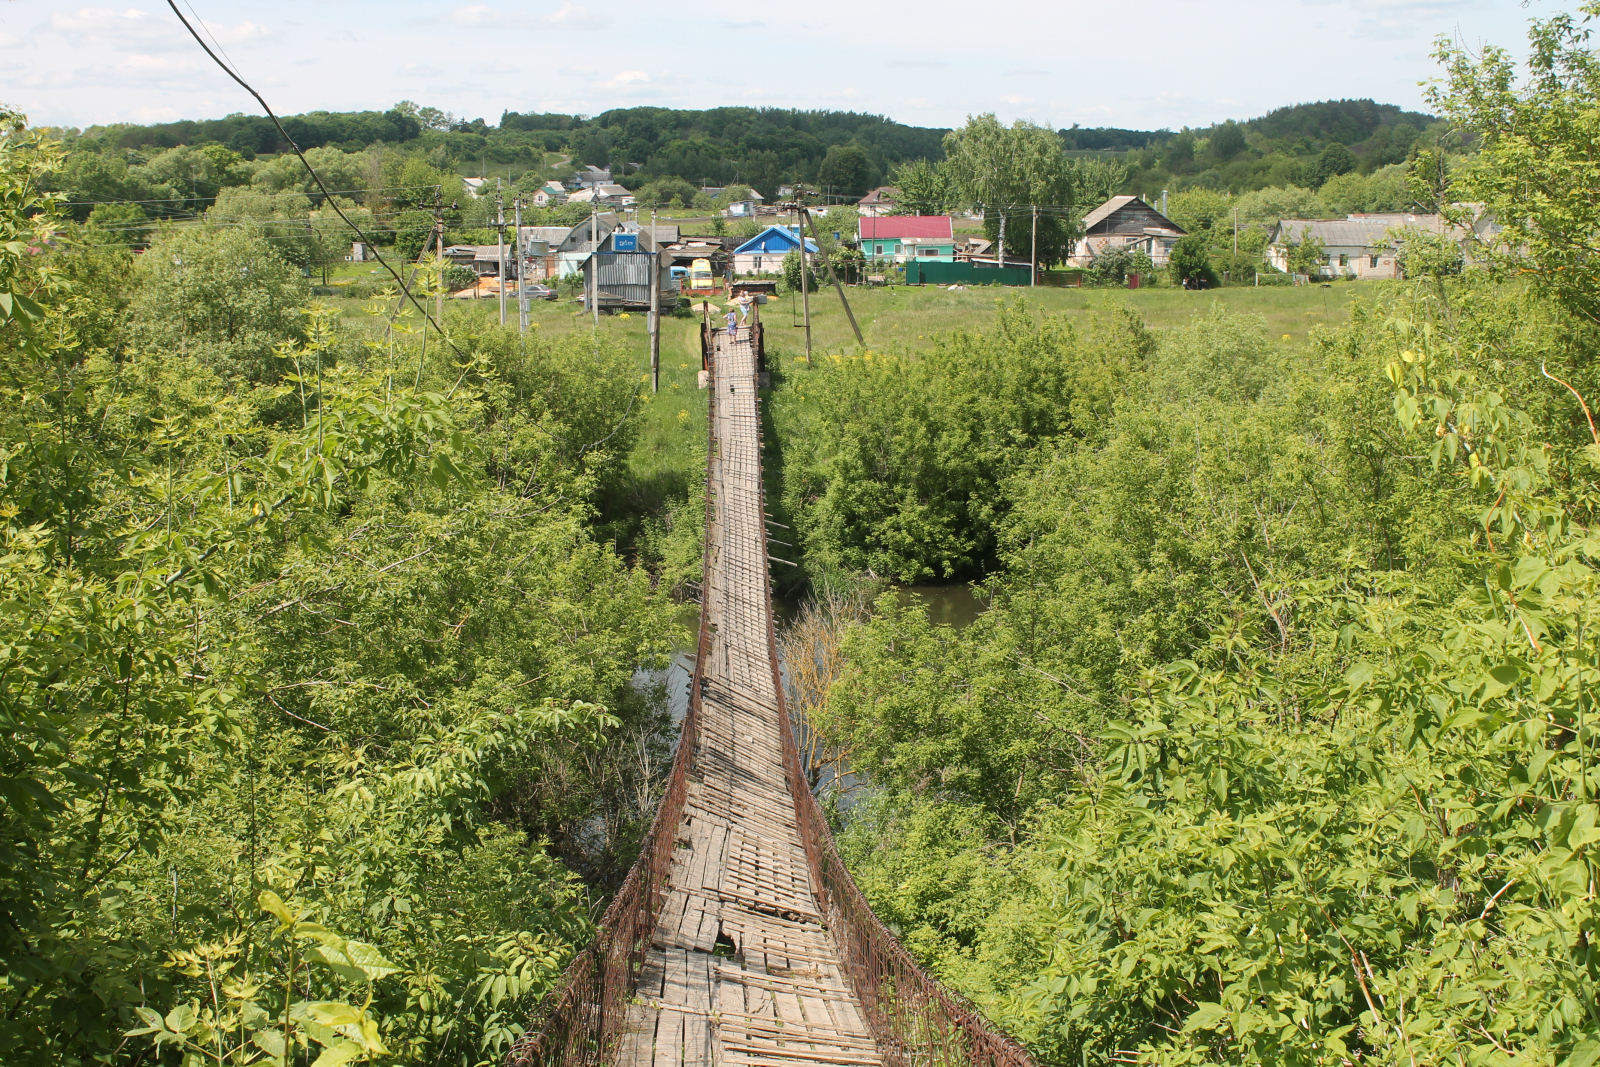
top-left (725, 308), bottom-right (739, 340)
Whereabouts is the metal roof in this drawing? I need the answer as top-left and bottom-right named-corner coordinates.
top-left (860, 216), bottom-right (953, 240)
top-left (1270, 218), bottom-right (1404, 247)
top-left (1081, 195), bottom-right (1140, 231)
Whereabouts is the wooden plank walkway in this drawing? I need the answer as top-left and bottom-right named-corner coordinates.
top-left (618, 327), bottom-right (881, 1067)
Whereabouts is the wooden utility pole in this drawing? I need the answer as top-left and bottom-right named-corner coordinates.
top-left (1233, 207), bottom-right (1239, 257)
top-left (649, 207), bottom-right (661, 393)
top-left (495, 179), bottom-right (507, 326)
top-left (590, 209), bottom-right (599, 327)
top-left (796, 206), bottom-right (811, 364)
top-left (801, 206), bottom-right (863, 345)
top-left (515, 195), bottom-right (527, 335)
top-left (1031, 204), bottom-right (1039, 286)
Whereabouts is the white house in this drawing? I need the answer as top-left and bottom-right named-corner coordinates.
top-left (1265, 214), bottom-right (1453, 278)
top-left (569, 183), bottom-right (636, 207)
top-left (532, 183), bottom-right (567, 207)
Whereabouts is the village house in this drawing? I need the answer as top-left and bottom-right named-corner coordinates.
top-left (1068, 196), bottom-right (1186, 268)
top-left (859, 216), bottom-right (955, 263)
top-left (726, 190), bottom-right (766, 217)
top-left (568, 183), bottom-right (636, 206)
top-left (570, 165), bottom-right (611, 189)
top-left (731, 225), bottom-right (816, 275)
top-left (532, 182), bottom-right (567, 207)
top-left (857, 187), bottom-right (899, 217)
top-left (1265, 214), bottom-right (1454, 278)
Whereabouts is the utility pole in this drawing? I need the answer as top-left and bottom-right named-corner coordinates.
top-left (801, 206), bottom-right (863, 345)
top-left (1031, 204), bottom-right (1039, 287)
top-left (590, 208), bottom-right (599, 327)
top-left (1233, 207), bottom-right (1239, 258)
top-left (649, 207), bottom-right (660, 393)
top-left (515, 195), bottom-right (527, 335)
top-left (998, 209), bottom-right (1006, 274)
top-left (796, 205), bottom-right (811, 364)
top-left (495, 179), bottom-right (507, 326)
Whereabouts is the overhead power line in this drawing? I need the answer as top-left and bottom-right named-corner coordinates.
top-left (163, 0), bottom-right (464, 361)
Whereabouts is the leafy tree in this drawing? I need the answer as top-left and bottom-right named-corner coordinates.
top-left (890, 158), bottom-right (953, 215)
top-left (942, 115), bottom-right (1088, 267)
top-left (1430, 0), bottom-right (1600, 324)
top-left (1084, 245), bottom-right (1154, 286)
top-left (632, 176), bottom-right (698, 208)
top-left (1278, 222), bottom-right (1326, 276)
top-left (1207, 119), bottom-right (1248, 161)
top-left (394, 208), bottom-right (436, 259)
top-left (83, 201), bottom-right (149, 247)
top-left (817, 144), bottom-right (870, 198)
top-left (1309, 140), bottom-right (1357, 187)
top-left (123, 224), bottom-right (309, 381)
top-left (1166, 232), bottom-right (1219, 287)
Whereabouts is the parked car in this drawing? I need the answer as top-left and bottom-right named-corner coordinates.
top-left (520, 283), bottom-right (559, 301)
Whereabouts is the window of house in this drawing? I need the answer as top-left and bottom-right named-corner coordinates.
top-left (1339, 253), bottom-right (1349, 267)
top-left (1370, 254), bottom-right (1380, 268)
top-left (754, 256), bottom-right (762, 271)
top-left (875, 244), bottom-right (884, 255)
top-left (919, 248), bottom-right (937, 257)
top-left (1324, 254), bottom-right (1333, 265)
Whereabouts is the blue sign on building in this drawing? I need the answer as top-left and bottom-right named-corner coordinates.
top-left (612, 233), bottom-right (639, 252)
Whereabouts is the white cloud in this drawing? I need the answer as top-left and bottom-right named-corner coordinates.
top-left (50, 7), bottom-right (174, 44)
top-left (544, 3), bottom-right (608, 30)
top-left (441, 2), bottom-right (605, 30)
top-left (444, 5), bottom-right (498, 25)
top-left (598, 70), bottom-right (649, 88)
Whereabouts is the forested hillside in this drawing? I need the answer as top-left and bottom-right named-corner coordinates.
top-left (776, 10), bottom-right (1600, 1066)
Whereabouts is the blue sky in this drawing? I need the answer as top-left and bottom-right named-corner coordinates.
top-left (1, 1), bottom-right (1578, 132)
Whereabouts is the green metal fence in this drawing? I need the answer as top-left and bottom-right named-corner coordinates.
top-left (903, 260), bottom-right (1032, 286)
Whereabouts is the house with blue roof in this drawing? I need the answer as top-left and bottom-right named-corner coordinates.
top-left (732, 226), bottom-right (816, 276)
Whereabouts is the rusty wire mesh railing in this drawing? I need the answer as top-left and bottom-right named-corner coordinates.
top-left (508, 335), bottom-right (1036, 1067)
top-left (505, 346), bottom-right (719, 1067)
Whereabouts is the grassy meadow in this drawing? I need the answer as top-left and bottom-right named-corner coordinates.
top-left (321, 279), bottom-right (1369, 517)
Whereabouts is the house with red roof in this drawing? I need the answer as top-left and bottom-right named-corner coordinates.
top-left (858, 215), bottom-right (955, 264)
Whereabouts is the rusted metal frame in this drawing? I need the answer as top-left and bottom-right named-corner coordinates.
top-left (748, 359), bottom-right (1034, 1067)
top-left (508, 344), bottom-right (721, 1067)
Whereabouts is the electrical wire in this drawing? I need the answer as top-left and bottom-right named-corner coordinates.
top-left (163, 0), bottom-right (465, 360)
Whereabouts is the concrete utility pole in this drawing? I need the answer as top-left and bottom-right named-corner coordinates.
top-left (1031, 204), bottom-right (1039, 286)
top-left (590, 209), bottom-right (599, 327)
top-left (515, 196), bottom-right (527, 335)
top-left (495, 180), bottom-right (506, 326)
top-left (998, 209), bottom-right (1006, 274)
top-left (649, 207), bottom-right (661, 393)
top-left (1233, 207), bottom-right (1239, 258)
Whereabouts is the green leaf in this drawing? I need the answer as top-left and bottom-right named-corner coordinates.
top-left (258, 890), bottom-right (296, 926)
top-left (306, 1001), bottom-right (365, 1028)
top-left (1564, 1039), bottom-right (1600, 1067)
top-left (309, 1038), bottom-right (368, 1067)
top-left (253, 1029), bottom-right (288, 1059)
top-left (1184, 1002), bottom-right (1230, 1032)
top-left (165, 1002), bottom-right (198, 1034)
